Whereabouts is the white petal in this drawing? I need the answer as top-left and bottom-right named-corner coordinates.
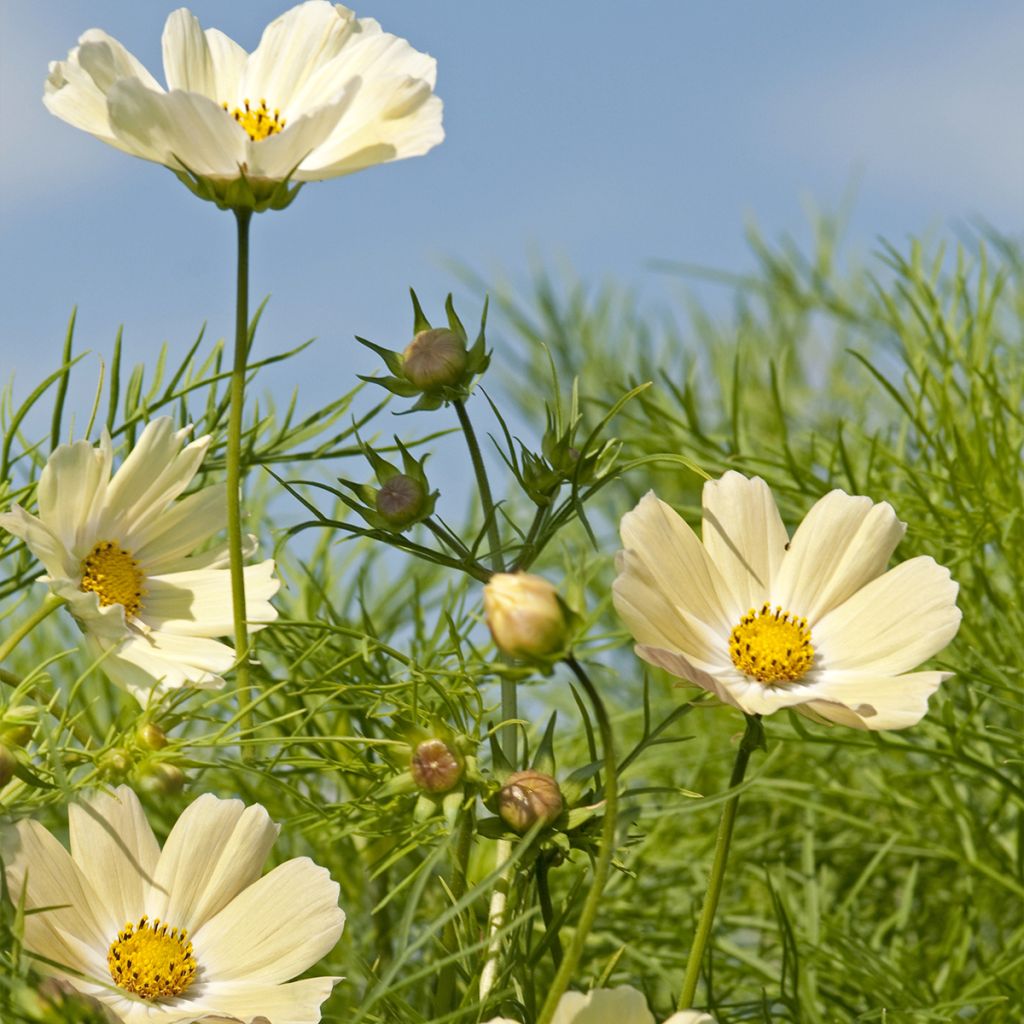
top-left (130, 485), bottom-right (224, 571)
top-left (241, 1), bottom-right (359, 108)
top-left (69, 786), bottom-right (161, 934)
top-left (0, 820), bottom-right (109, 960)
top-left (205, 28), bottom-right (249, 103)
top-left (700, 472), bottom-right (787, 617)
top-left (147, 794), bottom-right (280, 933)
top-left (619, 492), bottom-right (734, 636)
top-left (162, 9), bottom-right (217, 97)
top-left (186, 977), bottom-right (338, 1024)
top-left (106, 78), bottom-right (246, 177)
top-left (773, 490), bottom-right (906, 622)
top-left (141, 562), bottom-right (279, 637)
top-left (552, 986), bottom-right (655, 1024)
top-left (805, 669), bottom-right (949, 730)
top-left (76, 29), bottom-right (163, 93)
top-left (634, 645), bottom-right (743, 710)
top-left (195, 857), bottom-right (344, 985)
top-left (0, 505), bottom-right (73, 579)
top-left (36, 435), bottom-right (112, 557)
top-left (664, 1013), bottom-right (716, 1024)
top-left (813, 556), bottom-right (960, 674)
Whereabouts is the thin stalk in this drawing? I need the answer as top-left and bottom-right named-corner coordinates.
top-left (0, 594), bottom-right (63, 666)
top-left (677, 713), bottom-right (763, 1010)
top-left (535, 656), bottom-right (619, 1024)
top-left (434, 804), bottom-right (476, 1014)
top-left (227, 208), bottom-right (254, 756)
top-left (479, 837), bottom-right (512, 1002)
top-left (536, 855), bottom-right (564, 968)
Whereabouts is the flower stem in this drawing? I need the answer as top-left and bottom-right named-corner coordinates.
top-left (228, 208), bottom-right (254, 756)
top-left (534, 656), bottom-right (619, 1024)
top-left (677, 713), bottom-right (763, 1010)
top-left (0, 594), bottom-right (63, 667)
top-left (435, 804), bottom-right (476, 1014)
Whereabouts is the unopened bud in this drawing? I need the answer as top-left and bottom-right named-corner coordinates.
top-left (138, 762), bottom-right (186, 795)
top-left (0, 743), bottom-right (15, 788)
top-left (99, 747), bottom-right (132, 780)
top-left (376, 473), bottom-right (429, 528)
top-left (136, 722), bottom-right (168, 751)
top-left (498, 769), bottom-right (563, 833)
top-left (410, 738), bottom-right (464, 794)
top-left (483, 572), bottom-right (570, 660)
top-left (402, 328), bottom-right (467, 390)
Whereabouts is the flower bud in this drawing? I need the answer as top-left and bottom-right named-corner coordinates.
top-left (99, 747), bottom-right (133, 780)
top-left (498, 769), bottom-right (564, 833)
top-left (0, 742), bottom-right (15, 788)
top-left (138, 762), bottom-right (186, 795)
top-left (376, 473), bottom-right (429, 528)
top-left (483, 572), bottom-right (571, 660)
top-left (402, 328), bottom-right (468, 391)
top-left (410, 738), bottom-right (464, 794)
top-left (136, 722), bottom-right (168, 751)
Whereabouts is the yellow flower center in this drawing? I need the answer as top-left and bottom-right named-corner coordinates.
top-left (80, 541), bottom-right (146, 618)
top-left (107, 915), bottom-right (197, 999)
top-left (729, 602), bottom-right (814, 684)
top-left (222, 98), bottom-right (287, 141)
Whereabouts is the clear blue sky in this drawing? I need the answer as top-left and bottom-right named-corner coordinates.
top-left (1, 1), bottom-right (1021, 421)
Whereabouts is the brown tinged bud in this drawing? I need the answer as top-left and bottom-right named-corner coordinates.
top-left (483, 572), bottom-right (571, 660)
top-left (402, 328), bottom-right (468, 390)
top-left (410, 738), bottom-right (464, 794)
top-left (0, 742), bottom-right (15, 788)
top-left (136, 722), bottom-right (168, 751)
top-left (376, 473), bottom-right (429, 528)
top-left (498, 769), bottom-right (564, 833)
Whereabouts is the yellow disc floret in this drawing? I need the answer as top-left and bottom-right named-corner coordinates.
top-left (729, 602), bottom-right (815, 684)
top-left (80, 540), bottom-right (146, 618)
top-left (222, 98), bottom-right (286, 141)
top-left (107, 915), bottom-right (197, 999)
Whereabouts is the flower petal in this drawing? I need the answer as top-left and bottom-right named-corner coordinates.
top-left (147, 794), bottom-right (280, 933)
top-left (106, 77), bottom-right (246, 177)
top-left (700, 472), bottom-right (788, 617)
top-left (0, 505), bottom-right (73, 579)
top-left (184, 976), bottom-right (338, 1024)
top-left (69, 786), bottom-right (161, 934)
top-left (35, 434), bottom-right (112, 557)
top-left (802, 670), bottom-right (949, 730)
top-left (204, 28), bottom-right (249, 103)
top-left (194, 857), bottom-right (345, 985)
top-left (552, 986), bottom-right (655, 1024)
top-left (773, 490), bottom-right (906, 622)
top-left (162, 9), bottom-right (216, 97)
top-left (814, 556), bottom-right (961, 674)
top-left (619, 492), bottom-right (734, 636)
top-left (130, 485), bottom-right (224, 571)
top-left (634, 645), bottom-right (742, 710)
top-left (141, 562), bottom-right (279, 637)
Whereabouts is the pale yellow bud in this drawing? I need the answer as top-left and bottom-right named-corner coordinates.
top-left (410, 738), bottom-right (464, 794)
top-left (483, 572), bottom-right (570, 660)
top-left (498, 769), bottom-right (564, 833)
top-left (402, 328), bottom-right (468, 390)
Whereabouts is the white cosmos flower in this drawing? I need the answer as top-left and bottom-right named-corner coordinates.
top-left (613, 472), bottom-right (962, 730)
top-left (44, 1), bottom-right (443, 208)
top-left (0, 417), bottom-right (278, 706)
top-left (0, 786), bottom-right (345, 1024)
top-left (484, 986), bottom-right (715, 1024)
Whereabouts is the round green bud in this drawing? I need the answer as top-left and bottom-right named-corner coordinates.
top-left (410, 738), bottom-right (465, 794)
top-left (376, 473), bottom-right (429, 528)
top-left (498, 769), bottom-right (564, 833)
top-left (0, 743), bottom-right (15, 788)
top-left (138, 762), bottom-right (186, 795)
top-left (402, 328), bottom-right (468, 391)
top-left (483, 572), bottom-right (571, 660)
top-left (98, 747), bottom-right (133, 780)
top-left (136, 722), bottom-right (169, 750)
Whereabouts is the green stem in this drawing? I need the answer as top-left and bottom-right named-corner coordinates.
top-left (434, 804), bottom-right (476, 1014)
top-left (536, 854), bottom-right (564, 968)
top-left (677, 713), bottom-right (763, 1010)
top-left (0, 594), bottom-right (63, 666)
top-left (535, 656), bottom-right (618, 1024)
top-left (227, 208), bottom-right (254, 756)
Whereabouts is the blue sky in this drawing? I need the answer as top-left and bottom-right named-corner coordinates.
top-left (1, 1), bottom-right (1021, 423)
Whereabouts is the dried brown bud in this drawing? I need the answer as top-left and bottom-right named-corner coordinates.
top-left (376, 473), bottom-right (429, 528)
top-left (498, 769), bottom-right (564, 833)
top-left (402, 328), bottom-right (468, 390)
top-left (483, 572), bottom-right (570, 660)
top-left (410, 738), bottom-right (464, 794)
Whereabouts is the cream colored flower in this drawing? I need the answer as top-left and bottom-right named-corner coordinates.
top-left (484, 986), bottom-right (715, 1024)
top-left (0, 418), bottom-right (278, 705)
top-left (614, 472), bottom-right (961, 730)
top-left (0, 786), bottom-right (345, 1024)
top-left (44, 2), bottom-right (443, 208)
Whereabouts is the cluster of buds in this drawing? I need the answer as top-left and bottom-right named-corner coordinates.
top-left (483, 572), bottom-right (577, 662)
top-left (338, 438), bottom-right (437, 532)
top-left (97, 719), bottom-right (184, 794)
top-left (358, 290), bottom-right (490, 411)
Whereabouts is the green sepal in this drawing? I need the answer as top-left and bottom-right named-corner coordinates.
top-left (171, 163), bottom-right (303, 214)
top-left (410, 288), bottom-right (432, 333)
top-left (356, 336), bottom-right (405, 376)
top-left (531, 712), bottom-right (558, 776)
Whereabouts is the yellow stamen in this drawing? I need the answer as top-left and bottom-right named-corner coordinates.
top-left (221, 97), bottom-right (286, 141)
top-left (80, 541), bottom-right (145, 618)
top-left (729, 602), bottom-right (814, 684)
top-left (107, 915), bottom-right (197, 999)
